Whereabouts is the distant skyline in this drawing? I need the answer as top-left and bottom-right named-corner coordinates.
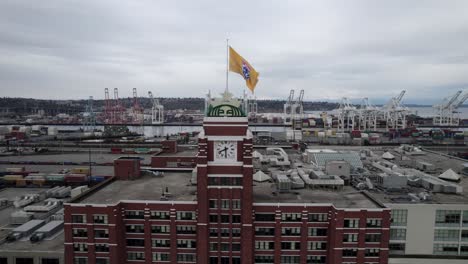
top-left (1, 0), bottom-right (468, 104)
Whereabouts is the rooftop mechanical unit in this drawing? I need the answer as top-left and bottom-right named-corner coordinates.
top-left (6, 219), bottom-right (45, 242)
top-left (30, 220), bottom-right (64, 243)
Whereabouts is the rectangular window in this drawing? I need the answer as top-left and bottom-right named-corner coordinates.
top-left (281, 213), bottom-right (302, 222)
top-left (462, 230), bottom-right (468, 241)
top-left (344, 219), bottom-right (359, 228)
top-left (461, 245), bottom-right (468, 255)
top-left (152, 239), bottom-right (170, 248)
top-left (151, 225), bottom-right (170, 234)
top-left (391, 209), bottom-right (407, 226)
top-left (308, 213), bottom-right (328, 222)
top-left (93, 214), bottom-right (108, 224)
top-left (307, 256), bottom-right (326, 264)
top-left (126, 224), bottom-right (144, 233)
top-left (71, 215), bottom-right (86, 224)
top-left (342, 248), bottom-right (357, 257)
top-left (309, 228), bottom-right (327, 237)
top-left (73, 243), bottom-right (88, 252)
top-left (463, 211), bottom-right (468, 227)
top-left (435, 210), bottom-right (461, 227)
top-left (221, 199), bottom-right (230, 209)
top-left (389, 243), bottom-right (406, 254)
top-left (281, 241), bottom-right (301, 250)
top-left (365, 233), bottom-right (381, 243)
top-left (126, 239), bottom-right (145, 247)
top-left (221, 215), bottom-right (230, 223)
top-left (389, 228), bottom-right (406, 240)
top-left (342, 233), bottom-right (358, 243)
top-left (176, 225), bottom-right (196, 234)
top-left (152, 253), bottom-right (170, 262)
top-left (254, 255), bottom-right (274, 263)
top-left (95, 244), bottom-right (109, 252)
top-left (125, 210), bottom-right (144, 219)
top-left (94, 229), bottom-right (109, 238)
top-left (365, 248), bottom-right (380, 257)
top-left (209, 214), bottom-right (218, 222)
top-left (220, 243), bottom-right (230, 251)
top-left (366, 219), bottom-right (382, 228)
top-left (177, 239), bottom-right (196, 248)
top-left (281, 227), bottom-right (301, 236)
top-left (233, 177), bottom-right (242, 185)
top-left (255, 241), bottom-right (275, 250)
top-left (232, 199), bottom-right (241, 209)
top-left (209, 199), bottom-right (217, 209)
top-left (72, 228), bottom-right (87, 238)
top-left (255, 227), bottom-right (275, 236)
top-left (150, 211), bottom-right (170, 220)
top-left (255, 213), bottom-right (275, 222)
top-left (220, 228), bottom-right (230, 237)
top-left (176, 211), bottom-right (195, 220)
top-left (232, 243), bottom-right (241, 251)
top-left (210, 242), bottom-right (218, 251)
top-left (208, 177), bottom-right (217, 185)
top-left (232, 215), bottom-right (241, 223)
top-left (280, 256), bottom-right (300, 264)
top-left (308, 241), bottom-right (327, 250)
top-left (95, 258), bottom-right (109, 264)
top-left (232, 228), bottom-right (241, 237)
top-left (127, 252), bottom-right (145, 261)
top-left (73, 258), bottom-right (88, 264)
top-left (209, 228), bottom-right (218, 237)
top-left (433, 243), bottom-right (459, 255)
top-left (434, 229), bottom-right (460, 241)
top-left (176, 254), bottom-right (195, 262)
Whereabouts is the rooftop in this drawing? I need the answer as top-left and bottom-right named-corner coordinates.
top-left (0, 232), bottom-right (64, 253)
top-left (0, 188), bottom-right (64, 252)
top-left (367, 148), bottom-right (468, 204)
top-left (253, 182), bottom-right (380, 208)
top-left (79, 172), bottom-right (197, 204)
top-left (154, 149), bottom-right (197, 157)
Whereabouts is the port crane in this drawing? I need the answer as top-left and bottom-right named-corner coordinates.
top-left (358, 97), bottom-right (378, 131)
top-left (243, 90), bottom-right (257, 117)
top-left (384, 90), bottom-right (409, 129)
top-left (337, 97), bottom-right (357, 132)
top-left (83, 96), bottom-right (96, 131)
top-left (283, 90), bottom-right (295, 125)
top-left (283, 89), bottom-right (304, 128)
top-left (148, 91), bottom-right (164, 124)
top-left (433, 90), bottom-right (467, 126)
top-left (131, 88), bottom-right (144, 124)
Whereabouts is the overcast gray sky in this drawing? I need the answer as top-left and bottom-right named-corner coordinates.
top-left (1, 0), bottom-right (468, 104)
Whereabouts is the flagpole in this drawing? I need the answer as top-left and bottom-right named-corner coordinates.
top-left (226, 38), bottom-right (229, 93)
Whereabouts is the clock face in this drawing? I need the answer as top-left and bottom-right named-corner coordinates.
top-left (215, 141), bottom-right (237, 160)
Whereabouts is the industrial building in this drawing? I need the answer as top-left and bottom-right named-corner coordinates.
top-left (64, 93), bottom-right (391, 264)
top-left (1, 93), bottom-right (467, 264)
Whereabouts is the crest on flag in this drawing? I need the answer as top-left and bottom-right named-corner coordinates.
top-left (242, 61), bottom-right (251, 80)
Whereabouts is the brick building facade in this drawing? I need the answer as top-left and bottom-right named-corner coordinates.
top-left (64, 96), bottom-right (390, 264)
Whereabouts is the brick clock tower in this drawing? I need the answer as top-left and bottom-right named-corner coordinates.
top-left (196, 91), bottom-right (253, 264)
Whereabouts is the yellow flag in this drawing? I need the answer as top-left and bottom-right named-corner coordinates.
top-left (229, 46), bottom-right (259, 92)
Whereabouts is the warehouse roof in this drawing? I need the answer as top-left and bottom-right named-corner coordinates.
top-left (79, 172), bottom-right (197, 204)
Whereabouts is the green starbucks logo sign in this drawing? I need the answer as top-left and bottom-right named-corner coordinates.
top-left (207, 104), bottom-right (245, 117)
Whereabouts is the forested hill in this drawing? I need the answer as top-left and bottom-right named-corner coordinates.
top-left (0, 97), bottom-right (339, 115)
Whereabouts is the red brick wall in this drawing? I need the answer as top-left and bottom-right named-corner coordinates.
top-left (161, 140), bottom-right (177, 154)
top-left (113, 159), bottom-right (141, 180)
top-left (151, 156), bottom-right (196, 168)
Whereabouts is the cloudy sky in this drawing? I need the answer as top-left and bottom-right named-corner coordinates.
top-left (1, 0), bottom-right (468, 104)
